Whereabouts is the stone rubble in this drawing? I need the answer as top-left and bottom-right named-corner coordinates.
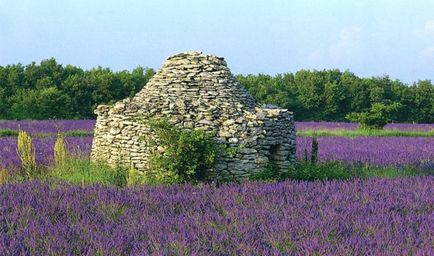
top-left (91, 52), bottom-right (296, 179)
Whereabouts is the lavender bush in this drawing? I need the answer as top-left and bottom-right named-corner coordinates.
top-left (0, 177), bottom-right (432, 255)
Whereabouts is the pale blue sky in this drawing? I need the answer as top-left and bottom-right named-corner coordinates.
top-left (1, 0), bottom-right (433, 83)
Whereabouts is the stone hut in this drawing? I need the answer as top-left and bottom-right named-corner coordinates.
top-left (91, 52), bottom-right (296, 179)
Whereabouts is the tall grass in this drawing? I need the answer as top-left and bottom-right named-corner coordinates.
top-left (48, 156), bottom-right (128, 187)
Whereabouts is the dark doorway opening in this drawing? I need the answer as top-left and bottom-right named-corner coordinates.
top-left (269, 144), bottom-right (281, 162)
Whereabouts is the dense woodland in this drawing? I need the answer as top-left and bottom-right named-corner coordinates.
top-left (0, 58), bottom-right (433, 123)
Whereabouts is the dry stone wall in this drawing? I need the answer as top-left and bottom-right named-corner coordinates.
top-left (91, 52), bottom-right (296, 178)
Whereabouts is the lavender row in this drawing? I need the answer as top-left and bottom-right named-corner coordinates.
top-left (1, 120), bottom-right (433, 134)
top-left (298, 137), bottom-right (434, 168)
top-left (0, 137), bottom-right (93, 169)
top-left (2, 136), bottom-right (433, 169)
top-left (0, 177), bottom-right (433, 255)
top-left (0, 120), bottom-right (96, 134)
top-left (295, 121), bottom-right (434, 131)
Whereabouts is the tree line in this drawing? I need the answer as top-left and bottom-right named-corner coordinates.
top-left (0, 59), bottom-right (154, 119)
top-left (237, 71), bottom-right (433, 123)
top-left (0, 58), bottom-right (432, 123)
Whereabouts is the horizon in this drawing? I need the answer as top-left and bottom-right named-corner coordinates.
top-left (2, 56), bottom-right (431, 86)
top-left (1, 0), bottom-right (434, 84)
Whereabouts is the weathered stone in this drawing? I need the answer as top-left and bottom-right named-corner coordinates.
top-left (228, 137), bottom-right (239, 143)
top-left (91, 51), bottom-right (296, 179)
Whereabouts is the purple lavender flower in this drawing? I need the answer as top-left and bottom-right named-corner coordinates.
top-left (0, 177), bottom-right (432, 255)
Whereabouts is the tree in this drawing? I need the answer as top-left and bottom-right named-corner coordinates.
top-left (346, 102), bottom-right (402, 129)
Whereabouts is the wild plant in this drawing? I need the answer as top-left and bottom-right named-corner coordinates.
top-left (16, 130), bottom-right (36, 179)
top-left (54, 131), bottom-right (68, 167)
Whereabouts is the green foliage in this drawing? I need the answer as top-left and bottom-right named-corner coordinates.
top-left (287, 162), bottom-right (353, 181)
top-left (238, 71), bottom-right (434, 123)
top-left (224, 144), bottom-right (245, 158)
top-left (144, 119), bottom-right (219, 184)
top-left (346, 102), bottom-right (401, 129)
top-left (126, 168), bottom-right (145, 186)
top-left (249, 162), bottom-right (284, 181)
top-left (0, 59), bottom-right (154, 119)
top-left (1, 59), bottom-right (433, 122)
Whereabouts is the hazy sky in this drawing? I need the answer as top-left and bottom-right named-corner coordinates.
top-left (1, 0), bottom-right (433, 83)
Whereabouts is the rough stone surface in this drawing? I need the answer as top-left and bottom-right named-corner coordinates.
top-left (91, 52), bottom-right (296, 178)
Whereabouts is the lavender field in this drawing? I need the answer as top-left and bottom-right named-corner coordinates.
top-left (297, 137), bottom-right (434, 168)
top-left (295, 121), bottom-right (434, 131)
top-left (2, 120), bottom-right (433, 133)
top-left (0, 120), bottom-right (95, 134)
top-left (1, 120), bottom-right (433, 170)
top-left (1, 177), bottom-right (433, 255)
top-left (0, 121), bottom-right (433, 255)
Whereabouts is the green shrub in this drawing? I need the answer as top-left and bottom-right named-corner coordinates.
top-left (0, 129), bottom-right (19, 137)
top-left (287, 161), bottom-right (354, 181)
top-left (249, 162), bottom-right (284, 181)
top-left (144, 119), bottom-right (220, 184)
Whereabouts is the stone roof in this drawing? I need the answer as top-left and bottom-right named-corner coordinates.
top-left (126, 51), bottom-right (257, 123)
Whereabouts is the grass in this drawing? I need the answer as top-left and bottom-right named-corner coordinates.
top-left (2, 157), bottom-right (128, 187)
top-left (47, 157), bottom-right (127, 187)
top-left (250, 161), bottom-right (430, 182)
top-left (2, 142), bottom-right (429, 186)
top-left (298, 129), bottom-right (434, 137)
top-left (3, 158), bottom-right (430, 187)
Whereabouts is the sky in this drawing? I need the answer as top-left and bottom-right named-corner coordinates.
top-left (0, 0), bottom-right (433, 84)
